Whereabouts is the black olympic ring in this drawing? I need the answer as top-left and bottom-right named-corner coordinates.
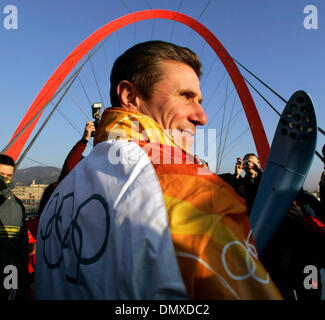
top-left (40, 192), bottom-right (110, 284)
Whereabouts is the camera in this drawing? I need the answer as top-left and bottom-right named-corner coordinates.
top-left (243, 159), bottom-right (251, 168)
top-left (91, 102), bottom-right (103, 137)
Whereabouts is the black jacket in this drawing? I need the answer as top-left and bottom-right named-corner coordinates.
top-left (0, 191), bottom-right (29, 300)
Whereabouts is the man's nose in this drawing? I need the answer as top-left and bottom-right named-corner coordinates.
top-left (189, 102), bottom-right (207, 126)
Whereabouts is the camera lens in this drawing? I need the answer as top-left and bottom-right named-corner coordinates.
top-left (243, 160), bottom-right (251, 167)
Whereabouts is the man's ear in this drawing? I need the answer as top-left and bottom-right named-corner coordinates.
top-left (116, 80), bottom-right (140, 112)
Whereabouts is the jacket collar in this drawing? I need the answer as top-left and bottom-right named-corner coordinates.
top-left (94, 107), bottom-right (189, 154)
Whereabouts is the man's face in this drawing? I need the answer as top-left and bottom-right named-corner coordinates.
top-left (243, 156), bottom-right (260, 175)
top-left (0, 164), bottom-right (14, 180)
top-left (138, 60), bottom-right (207, 153)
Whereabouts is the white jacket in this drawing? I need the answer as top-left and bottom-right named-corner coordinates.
top-left (35, 140), bottom-right (188, 299)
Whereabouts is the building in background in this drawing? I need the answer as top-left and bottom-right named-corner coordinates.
top-left (12, 180), bottom-right (48, 215)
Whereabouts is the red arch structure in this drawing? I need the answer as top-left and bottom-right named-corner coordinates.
top-left (4, 9), bottom-right (270, 166)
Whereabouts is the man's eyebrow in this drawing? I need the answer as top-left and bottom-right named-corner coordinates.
top-left (180, 89), bottom-right (203, 104)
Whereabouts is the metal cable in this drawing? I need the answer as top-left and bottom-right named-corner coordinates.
top-left (119, 0), bottom-right (131, 13)
top-left (204, 108), bottom-right (244, 153)
top-left (145, 0), bottom-right (152, 9)
top-left (144, 0), bottom-right (155, 40)
top-left (220, 127), bottom-right (251, 165)
top-left (208, 46), bottom-right (283, 118)
top-left (211, 49), bottom-right (324, 162)
top-left (25, 156), bottom-right (53, 167)
top-left (169, 0), bottom-right (184, 41)
top-left (54, 106), bottom-right (93, 148)
top-left (203, 70), bottom-right (227, 113)
top-left (218, 91), bottom-right (238, 171)
top-left (216, 77), bottom-right (229, 172)
top-left (88, 55), bottom-right (106, 109)
top-left (2, 40), bottom-right (105, 154)
top-left (118, 0), bottom-right (136, 45)
top-left (205, 85), bottom-right (235, 128)
top-left (240, 69), bottom-right (324, 161)
top-left (199, 42), bottom-right (207, 59)
top-left (232, 57), bottom-right (288, 104)
top-left (15, 71), bottom-right (80, 168)
top-left (186, 0), bottom-right (212, 46)
top-left (244, 77), bottom-right (281, 116)
top-left (68, 91), bottom-right (91, 120)
top-left (201, 56), bottom-right (217, 87)
top-left (78, 75), bottom-right (92, 106)
top-left (197, 0), bottom-right (212, 20)
top-left (116, 31), bottom-right (121, 57)
top-left (232, 56), bottom-right (325, 138)
top-left (55, 107), bottom-right (84, 137)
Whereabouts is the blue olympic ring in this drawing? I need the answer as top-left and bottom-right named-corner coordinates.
top-left (40, 192), bottom-right (110, 284)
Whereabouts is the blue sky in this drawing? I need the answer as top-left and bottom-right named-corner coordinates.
top-left (0, 0), bottom-right (324, 190)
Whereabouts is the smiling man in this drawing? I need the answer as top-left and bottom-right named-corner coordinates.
top-left (107, 40), bottom-right (206, 155)
top-left (126, 60), bottom-right (207, 152)
top-left (35, 41), bottom-right (282, 300)
top-left (125, 59), bottom-right (206, 153)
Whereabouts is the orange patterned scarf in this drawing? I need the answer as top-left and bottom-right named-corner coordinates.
top-left (95, 107), bottom-right (282, 300)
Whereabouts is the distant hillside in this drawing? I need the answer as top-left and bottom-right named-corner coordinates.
top-left (13, 166), bottom-right (61, 186)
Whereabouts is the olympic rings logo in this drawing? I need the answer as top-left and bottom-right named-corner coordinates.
top-left (221, 230), bottom-right (269, 284)
top-left (40, 192), bottom-right (110, 284)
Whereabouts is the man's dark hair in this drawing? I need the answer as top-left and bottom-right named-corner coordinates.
top-left (110, 40), bottom-right (202, 108)
top-left (243, 153), bottom-right (259, 161)
top-left (0, 154), bottom-right (16, 169)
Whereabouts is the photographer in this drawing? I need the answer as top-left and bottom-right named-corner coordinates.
top-left (233, 153), bottom-right (264, 213)
top-left (220, 153), bottom-right (325, 299)
top-left (57, 121), bottom-right (96, 183)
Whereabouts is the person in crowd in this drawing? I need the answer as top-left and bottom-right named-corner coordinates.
top-left (296, 188), bottom-right (322, 217)
top-left (26, 219), bottom-right (38, 299)
top-left (321, 144), bottom-right (325, 171)
top-left (0, 154), bottom-right (29, 300)
top-left (38, 182), bottom-right (59, 214)
top-left (234, 153), bottom-right (263, 213)
top-left (28, 121), bottom-right (96, 299)
top-left (218, 153), bottom-right (263, 213)
top-left (57, 121), bottom-right (96, 182)
top-left (35, 40), bottom-right (282, 300)
top-left (318, 144), bottom-right (325, 218)
top-left (220, 153), bottom-right (325, 299)
top-left (27, 181), bottom-right (59, 299)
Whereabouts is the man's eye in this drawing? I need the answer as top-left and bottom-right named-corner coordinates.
top-left (180, 92), bottom-right (191, 98)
